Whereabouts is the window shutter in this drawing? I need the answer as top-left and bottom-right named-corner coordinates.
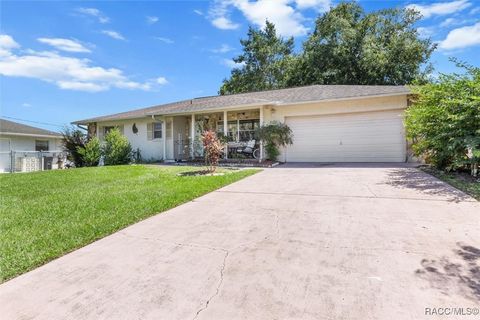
top-left (147, 123), bottom-right (153, 141)
top-left (118, 125), bottom-right (124, 135)
top-left (98, 127), bottom-right (104, 140)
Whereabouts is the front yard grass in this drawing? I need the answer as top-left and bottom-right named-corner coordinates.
top-left (0, 165), bottom-right (259, 282)
top-left (421, 166), bottom-right (480, 200)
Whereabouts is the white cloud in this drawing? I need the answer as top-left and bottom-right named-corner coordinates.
top-left (417, 26), bottom-right (435, 37)
top-left (221, 58), bottom-right (245, 68)
top-left (208, 0), bottom-right (327, 37)
top-left (147, 16), bottom-right (159, 24)
top-left (236, 0), bottom-right (309, 36)
top-left (0, 34), bottom-right (19, 56)
top-left (76, 7), bottom-right (110, 23)
top-left (154, 37), bottom-right (174, 44)
top-left (212, 44), bottom-right (234, 53)
top-left (438, 21), bottom-right (480, 49)
top-left (470, 7), bottom-right (480, 14)
top-left (212, 16), bottom-right (240, 30)
top-left (295, 0), bottom-right (331, 11)
top-left (440, 17), bottom-right (458, 27)
top-left (407, 0), bottom-right (471, 19)
top-left (0, 34), bottom-right (19, 49)
top-left (22, 103), bottom-right (32, 107)
top-left (0, 35), bottom-right (161, 92)
top-left (209, 0), bottom-right (239, 30)
top-left (194, 9), bottom-right (204, 15)
top-left (57, 81), bottom-right (107, 91)
top-left (37, 38), bottom-right (91, 53)
top-left (101, 30), bottom-right (126, 41)
top-left (156, 77), bottom-right (168, 85)
top-left (439, 17), bottom-right (476, 27)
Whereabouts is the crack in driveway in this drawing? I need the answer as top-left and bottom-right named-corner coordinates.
top-left (193, 250), bottom-right (229, 320)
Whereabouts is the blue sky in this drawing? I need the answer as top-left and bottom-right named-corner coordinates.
top-left (1, 0), bottom-right (479, 131)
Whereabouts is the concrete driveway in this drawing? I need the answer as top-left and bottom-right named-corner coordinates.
top-left (1, 164), bottom-right (479, 319)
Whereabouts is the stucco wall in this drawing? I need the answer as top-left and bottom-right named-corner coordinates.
top-left (0, 135), bottom-right (63, 172)
top-left (262, 95), bottom-right (409, 162)
top-left (95, 118), bottom-right (164, 161)
top-left (92, 95), bottom-right (409, 163)
top-left (263, 95), bottom-right (408, 122)
top-left (0, 135), bottom-right (62, 151)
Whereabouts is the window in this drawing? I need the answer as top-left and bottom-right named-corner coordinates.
top-left (103, 126), bottom-right (115, 136)
top-left (153, 122), bottom-right (162, 139)
top-left (35, 140), bottom-right (49, 151)
top-left (216, 119), bottom-right (259, 142)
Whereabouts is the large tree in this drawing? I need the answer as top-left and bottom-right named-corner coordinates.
top-left (220, 2), bottom-right (436, 94)
top-left (219, 21), bottom-right (294, 95)
top-left (290, 2), bottom-right (436, 86)
top-left (405, 61), bottom-right (480, 175)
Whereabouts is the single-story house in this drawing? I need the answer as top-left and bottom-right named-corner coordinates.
top-left (0, 119), bottom-right (64, 172)
top-left (73, 85), bottom-right (412, 163)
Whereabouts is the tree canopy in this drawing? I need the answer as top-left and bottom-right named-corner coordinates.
top-left (219, 1), bottom-right (436, 94)
top-left (219, 21), bottom-right (294, 95)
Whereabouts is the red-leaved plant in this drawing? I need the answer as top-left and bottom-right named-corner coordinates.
top-left (201, 130), bottom-right (224, 172)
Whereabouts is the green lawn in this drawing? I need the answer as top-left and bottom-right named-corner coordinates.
top-left (0, 165), bottom-right (258, 282)
top-left (421, 167), bottom-right (480, 200)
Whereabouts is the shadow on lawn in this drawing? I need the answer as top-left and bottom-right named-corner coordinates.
top-left (384, 168), bottom-right (471, 202)
top-left (416, 243), bottom-right (480, 302)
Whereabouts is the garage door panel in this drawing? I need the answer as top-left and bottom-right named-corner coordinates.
top-left (285, 110), bottom-right (406, 162)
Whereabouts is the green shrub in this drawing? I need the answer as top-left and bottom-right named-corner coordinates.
top-left (102, 128), bottom-right (133, 165)
top-left (77, 137), bottom-right (101, 167)
top-left (255, 121), bottom-right (293, 161)
top-left (61, 126), bottom-right (86, 167)
top-left (405, 60), bottom-right (480, 176)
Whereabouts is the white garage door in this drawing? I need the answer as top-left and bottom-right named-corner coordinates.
top-left (285, 110), bottom-right (406, 162)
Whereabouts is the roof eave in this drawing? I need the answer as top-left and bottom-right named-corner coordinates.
top-left (0, 132), bottom-right (62, 139)
top-left (72, 90), bottom-right (410, 124)
top-left (147, 101), bottom-right (278, 117)
top-left (71, 115), bottom-right (148, 126)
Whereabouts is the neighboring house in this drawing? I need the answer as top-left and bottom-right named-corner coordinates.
top-left (0, 119), bottom-right (64, 172)
top-left (73, 85), bottom-right (411, 163)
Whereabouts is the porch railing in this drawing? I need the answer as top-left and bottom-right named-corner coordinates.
top-left (172, 139), bottom-right (260, 161)
top-left (174, 139), bottom-right (203, 160)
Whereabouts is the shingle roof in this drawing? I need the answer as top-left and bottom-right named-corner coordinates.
top-left (0, 119), bottom-right (62, 137)
top-left (73, 85), bottom-right (410, 124)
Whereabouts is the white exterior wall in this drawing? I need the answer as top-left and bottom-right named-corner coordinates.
top-left (262, 95), bottom-right (409, 162)
top-left (0, 135), bottom-right (63, 172)
top-left (91, 94), bottom-right (408, 163)
top-left (263, 95), bottom-right (407, 122)
top-left (96, 118), bottom-right (164, 161)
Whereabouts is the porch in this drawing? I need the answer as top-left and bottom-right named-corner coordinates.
top-left (161, 108), bottom-right (264, 162)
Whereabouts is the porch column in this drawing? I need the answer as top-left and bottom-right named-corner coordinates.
top-left (259, 106), bottom-right (264, 161)
top-left (223, 110), bottom-right (228, 159)
top-left (190, 114), bottom-right (195, 159)
top-left (162, 117), bottom-right (166, 161)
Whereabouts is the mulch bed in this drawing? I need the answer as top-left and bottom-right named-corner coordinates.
top-left (421, 166), bottom-right (480, 183)
top-left (171, 159), bottom-right (279, 168)
top-left (176, 170), bottom-right (226, 177)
